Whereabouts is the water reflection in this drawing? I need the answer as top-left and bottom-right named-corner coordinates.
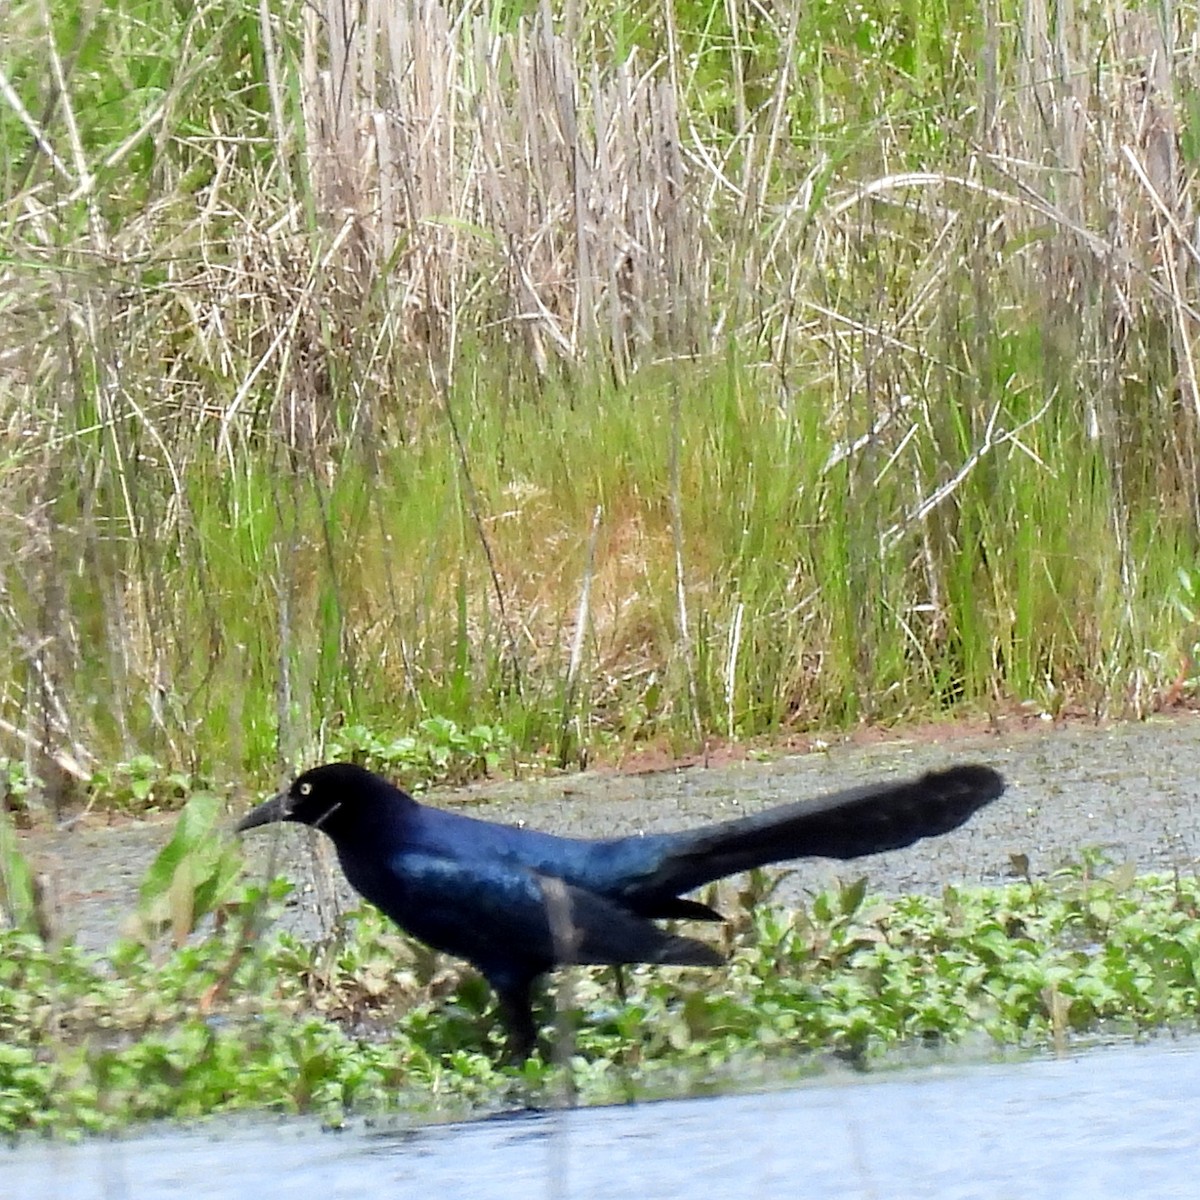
top-left (9, 1037), bottom-right (1198, 1200)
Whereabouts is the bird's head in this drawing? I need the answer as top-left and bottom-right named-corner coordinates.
top-left (236, 762), bottom-right (407, 840)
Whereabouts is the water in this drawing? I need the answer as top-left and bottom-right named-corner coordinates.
top-left (8, 1037), bottom-right (1198, 1200)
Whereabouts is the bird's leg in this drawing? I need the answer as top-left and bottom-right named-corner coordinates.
top-left (606, 965), bottom-right (640, 1106)
top-left (613, 964), bottom-right (628, 1004)
top-left (493, 975), bottom-right (539, 1064)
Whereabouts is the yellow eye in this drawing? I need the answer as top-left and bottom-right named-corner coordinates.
top-left (299, 781), bottom-right (312, 796)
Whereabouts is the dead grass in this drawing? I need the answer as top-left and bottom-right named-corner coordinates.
top-left (0, 0), bottom-right (1198, 782)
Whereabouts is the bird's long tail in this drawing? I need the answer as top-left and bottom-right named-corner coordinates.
top-left (632, 764), bottom-right (1004, 911)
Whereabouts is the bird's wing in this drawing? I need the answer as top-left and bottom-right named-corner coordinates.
top-left (370, 851), bottom-right (721, 972)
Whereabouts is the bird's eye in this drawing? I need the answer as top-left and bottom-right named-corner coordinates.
top-left (299, 781), bottom-right (312, 796)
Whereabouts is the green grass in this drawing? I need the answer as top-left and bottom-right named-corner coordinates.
top-left (2, 853), bottom-right (1199, 1134)
top-left (0, 345), bottom-right (1194, 798)
top-left (1, 0), bottom-right (1198, 797)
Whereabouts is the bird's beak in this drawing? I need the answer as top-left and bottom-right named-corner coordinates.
top-left (235, 790), bottom-right (293, 833)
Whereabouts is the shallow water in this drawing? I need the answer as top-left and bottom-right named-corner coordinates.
top-left (9, 1037), bottom-right (1198, 1199)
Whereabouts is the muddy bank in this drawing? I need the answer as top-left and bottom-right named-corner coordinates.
top-left (16, 716), bottom-right (1200, 951)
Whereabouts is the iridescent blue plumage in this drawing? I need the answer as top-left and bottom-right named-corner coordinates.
top-left (238, 760), bottom-right (1003, 1057)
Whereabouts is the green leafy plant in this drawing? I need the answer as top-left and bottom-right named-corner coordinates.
top-left (126, 791), bottom-right (245, 946)
top-left (0, 760), bottom-right (41, 818)
top-left (8, 850), bottom-right (1200, 1135)
top-left (0, 811), bottom-right (36, 934)
top-left (88, 757), bottom-right (197, 815)
top-left (327, 720), bottom-right (512, 790)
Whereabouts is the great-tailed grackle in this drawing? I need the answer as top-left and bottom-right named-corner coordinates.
top-left (237, 761), bottom-right (1003, 1057)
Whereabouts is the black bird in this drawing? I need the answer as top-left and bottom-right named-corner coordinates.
top-left (237, 761), bottom-right (1003, 1057)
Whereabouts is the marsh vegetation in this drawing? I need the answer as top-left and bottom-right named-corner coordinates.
top-left (3, 0), bottom-right (1200, 1133)
top-left (1, 0), bottom-right (1199, 798)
